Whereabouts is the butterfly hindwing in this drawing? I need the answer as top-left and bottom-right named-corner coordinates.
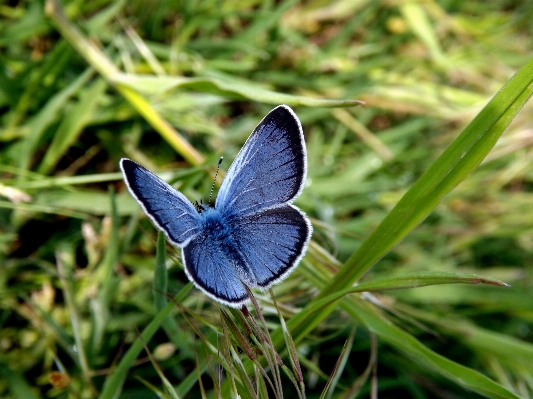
top-left (216, 105), bottom-right (307, 219)
top-left (232, 205), bottom-right (312, 287)
top-left (182, 232), bottom-right (250, 306)
top-left (120, 159), bottom-right (201, 247)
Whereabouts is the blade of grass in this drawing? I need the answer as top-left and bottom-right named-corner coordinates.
top-left (340, 296), bottom-right (522, 399)
top-left (153, 231), bottom-right (168, 311)
top-left (112, 73), bottom-right (364, 108)
top-left (353, 271), bottom-right (509, 291)
top-left (89, 188), bottom-right (120, 354)
top-left (56, 244), bottom-right (95, 395)
top-left (38, 78), bottom-right (107, 175)
top-left (14, 172), bottom-right (123, 189)
top-left (122, 22), bottom-right (166, 76)
top-left (287, 271), bottom-right (509, 329)
top-left (0, 198), bottom-right (85, 218)
top-left (0, 365), bottom-right (41, 399)
top-left (400, 2), bottom-right (446, 65)
top-left (320, 327), bottom-right (355, 399)
top-left (98, 284), bottom-right (193, 399)
top-left (338, 333), bottom-right (377, 399)
top-left (285, 54), bottom-right (533, 341)
top-left (331, 108), bottom-right (393, 161)
top-left (18, 67), bottom-right (94, 174)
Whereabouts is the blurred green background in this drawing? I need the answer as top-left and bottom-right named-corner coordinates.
top-left (1, 0), bottom-right (533, 398)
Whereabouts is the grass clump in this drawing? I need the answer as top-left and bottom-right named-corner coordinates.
top-left (1, 1), bottom-right (533, 398)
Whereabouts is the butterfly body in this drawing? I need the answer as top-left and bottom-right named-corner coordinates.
top-left (199, 207), bottom-right (232, 242)
top-left (121, 105), bottom-right (312, 307)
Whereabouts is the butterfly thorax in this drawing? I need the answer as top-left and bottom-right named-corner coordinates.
top-left (199, 207), bottom-right (232, 241)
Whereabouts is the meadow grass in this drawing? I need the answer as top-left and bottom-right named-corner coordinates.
top-left (1, 1), bottom-right (533, 398)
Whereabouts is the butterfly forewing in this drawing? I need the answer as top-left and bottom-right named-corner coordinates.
top-left (120, 159), bottom-right (202, 247)
top-left (216, 105), bottom-right (307, 219)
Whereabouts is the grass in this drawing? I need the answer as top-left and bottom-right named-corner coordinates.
top-left (1, 1), bottom-right (533, 398)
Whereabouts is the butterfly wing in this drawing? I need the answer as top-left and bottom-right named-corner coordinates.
top-left (232, 205), bottom-right (312, 287)
top-left (215, 105), bottom-right (307, 219)
top-left (182, 233), bottom-right (250, 307)
top-left (120, 158), bottom-right (202, 247)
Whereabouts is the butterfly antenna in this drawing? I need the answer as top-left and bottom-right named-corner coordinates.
top-left (209, 157), bottom-right (224, 206)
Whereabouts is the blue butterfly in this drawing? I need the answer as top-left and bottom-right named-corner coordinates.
top-left (120, 105), bottom-right (312, 307)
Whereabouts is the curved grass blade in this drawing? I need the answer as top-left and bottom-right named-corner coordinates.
top-left (111, 73), bottom-right (364, 108)
top-left (268, 55), bottom-right (533, 397)
top-left (285, 271), bottom-right (509, 334)
top-left (287, 54), bottom-right (533, 339)
top-left (342, 296), bottom-right (522, 399)
top-left (353, 271), bottom-right (509, 291)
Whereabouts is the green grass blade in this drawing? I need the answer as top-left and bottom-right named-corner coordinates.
top-left (286, 54), bottom-right (533, 340)
top-left (112, 73), bottom-right (364, 108)
top-left (400, 3), bottom-right (446, 65)
top-left (295, 271), bottom-right (509, 320)
top-left (353, 271), bottom-right (509, 291)
top-left (89, 188), bottom-right (121, 355)
top-left (38, 78), bottom-right (107, 174)
top-left (342, 55), bottom-right (533, 288)
top-left (0, 199), bottom-right (87, 219)
top-left (18, 67), bottom-right (93, 173)
top-left (342, 297), bottom-right (522, 399)
top-left (153, 231), bottom-right (168, 311)
top-left (14, 172), bottom-right (122, 189)
top-left (98, 284), bottom-right (193, 399)
top-left (0, 364), bottom-right (41, 399)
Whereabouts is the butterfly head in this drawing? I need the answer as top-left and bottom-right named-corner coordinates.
top-left (194, 200), bottom-right (211, 214)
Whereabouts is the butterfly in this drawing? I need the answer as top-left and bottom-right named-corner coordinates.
top-left (120, 105), bottom-right (312, 307)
